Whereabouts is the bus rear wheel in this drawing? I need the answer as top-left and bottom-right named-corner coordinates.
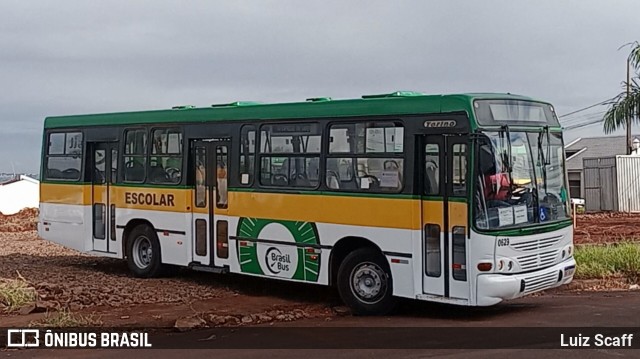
top-left (126, 225), bottom-right (164, 278)
top-left (337, 247), bottom-right (396, 315)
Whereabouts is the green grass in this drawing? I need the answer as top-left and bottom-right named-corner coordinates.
top-left (0, 278), bottom-right (37, 312)
top-left (574, 242), bottom-right (640, 281)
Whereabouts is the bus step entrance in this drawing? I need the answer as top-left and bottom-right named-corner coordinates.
top-left (189, 263), bottom-right (229, 274)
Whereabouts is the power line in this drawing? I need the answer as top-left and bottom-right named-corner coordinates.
top-left (560, 111), bottom-right (607, 126)
top-left (564, 117), bottom-right (605, 131)
top-left (558, 98), bottom-right (614, 118)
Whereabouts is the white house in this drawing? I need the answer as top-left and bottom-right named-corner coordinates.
top-left (0, 175), bottom-right (39, 215)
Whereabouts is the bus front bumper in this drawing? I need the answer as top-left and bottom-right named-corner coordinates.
top-left (476, 258), bottom-right (576, 306)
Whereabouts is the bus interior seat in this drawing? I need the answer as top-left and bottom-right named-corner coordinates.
top-left (62, 168), bottom-right (80, 180)
top-left (425, 164), bottom-right (439, 194)
top-left (368, 158), bottom-right (383, 173)
top-left (126, 161), bottom-right (145, 182)
top-left (293, 174), bottom-right (311, 187)
top-left (272, 174), bottom-right (288, 186)
top-left (93, 168), bottom-right (106, 182)
top-left (149, 162), bottom-right (167, 182)
top-left (326, 170), bottom-right (340, 189)
top-left (47, 168), bottom-right (63, 179)
top-left (338, 161), bottom-right (358, 190)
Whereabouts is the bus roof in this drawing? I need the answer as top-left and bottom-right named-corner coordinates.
top-left (44, 92), bottom-right (541, 129)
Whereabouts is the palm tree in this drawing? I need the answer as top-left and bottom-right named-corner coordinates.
top-left (603, 42), bottom-right (640, 153)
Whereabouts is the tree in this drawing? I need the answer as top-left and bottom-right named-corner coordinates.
top-left (603, 42), bottom-right (640, 153)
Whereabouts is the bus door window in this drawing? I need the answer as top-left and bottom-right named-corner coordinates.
top-left (424, 224), bottom-right (441, 277)
top-left (195, 147), bottom-right (207, 208)
top-left (425, 143), bottom-right (440, 195)
top-left (93, 149), bottom-right (107, 240)
top-left (452, 144), bottom-right (467, 196)
top-left (111, 148), bottom-right (118, 183)
top-left (110, 147), bottom-right (118, 241)
top-left (94, 149), bottom-right (106, 184)
top-left (216, 146), bottom-right (228, 209)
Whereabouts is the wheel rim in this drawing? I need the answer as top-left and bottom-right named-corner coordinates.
top-left (350, 262), bottom-right (388, 304)
top-left (132, 235), bottom-right (152, 269)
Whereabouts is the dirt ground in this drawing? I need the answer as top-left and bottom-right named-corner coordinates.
top-left (0, 209), bottom-right (637, 329)
top-left (574, 212), bottom-right (640, 244)
top-left (0, 209), bottom-right (338, 329)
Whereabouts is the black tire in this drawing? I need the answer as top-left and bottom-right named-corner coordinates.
top-left (337, 247), bottom-right (396, 315)
top-left (126, 225), bottom-right (164, 278)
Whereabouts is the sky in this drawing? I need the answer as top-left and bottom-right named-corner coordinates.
top-left (1, 0), bottom-right (639, 174)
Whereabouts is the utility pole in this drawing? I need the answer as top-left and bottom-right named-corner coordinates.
top-left (627, 57), bottom-right (632, 155)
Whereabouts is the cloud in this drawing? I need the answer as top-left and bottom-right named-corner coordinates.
top-left (1, 0), bottom-right (639, 172)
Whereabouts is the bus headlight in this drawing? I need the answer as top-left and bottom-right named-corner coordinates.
top-left (563, 244), bottom-right (574, 258)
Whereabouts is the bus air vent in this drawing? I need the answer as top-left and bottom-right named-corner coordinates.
top-left (361, 91), bottom-right (425, 99)
top-left (210, 101), bottom-right (262, 108)
top-left (306, 97), bottom-right (332, 102)
top-left (171, 105), bottom-right (196, 110)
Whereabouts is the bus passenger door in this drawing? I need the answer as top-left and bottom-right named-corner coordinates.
top-left (191, 140), bottom-right (230, 267)
top-left (91, 142), bottom-right (118, 253)
top-left (445, 135), bottom-right (470, 301)
top-left (421, 134), bottom-right (470, 301)
top-left (421, 135), bottom-right (446, 297)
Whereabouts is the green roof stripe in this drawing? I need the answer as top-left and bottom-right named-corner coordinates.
top-left (43, 93), bottom-right (539, 129)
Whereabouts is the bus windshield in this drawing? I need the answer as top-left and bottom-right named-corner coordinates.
top-left (474, 130), bottom-right (569, 230)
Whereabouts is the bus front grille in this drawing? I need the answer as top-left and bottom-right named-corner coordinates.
top-left (517, 249), bottom-right (559, 271)
top-left (510, 235), bottom-right (563, 252)
top-left (523, 271), bottom-right (559, 294)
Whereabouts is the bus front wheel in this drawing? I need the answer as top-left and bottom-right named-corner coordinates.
top-left (337, 247), bottom-right (396, 315)
top-left (126, 225), bottom-right (164, 278)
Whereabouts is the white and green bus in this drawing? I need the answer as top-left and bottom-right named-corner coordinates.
top-left (39, 92), bottom-right (576, 314)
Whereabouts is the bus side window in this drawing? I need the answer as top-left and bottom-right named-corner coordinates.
top-left (45, 131), bottom-right (83, 181)
top-left (326, 122), bottom-right (404, 192)
top-left (123, 129), bottom-right (147, 183)
top-left (150, 128), bottom-right (183, 185)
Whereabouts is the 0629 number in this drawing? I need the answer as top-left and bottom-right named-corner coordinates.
top-left (497, 238), bottom-right (510, 247)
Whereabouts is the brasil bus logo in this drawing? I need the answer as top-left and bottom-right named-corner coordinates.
top-left (265, 247), bottom-right (292, 274)
top-left (236, 218), bottom-right (321, 282)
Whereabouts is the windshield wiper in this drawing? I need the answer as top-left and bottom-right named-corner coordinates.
top-left (500, 125), bottom-right (515, 196)
top-left (537, 127), bottom-right (549, 199)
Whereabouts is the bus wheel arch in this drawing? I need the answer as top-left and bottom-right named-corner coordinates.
top-left (330, 237), bottom-right (378, 285)
top-left (122, 219), bottom-right (165, 278)
top-left (330, 237), bottom-right (396, 315)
